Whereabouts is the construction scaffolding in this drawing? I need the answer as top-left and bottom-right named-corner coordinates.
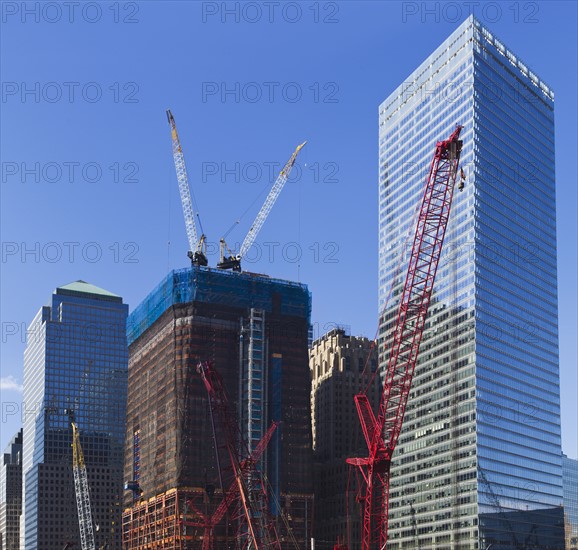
top-left (122, 487), bottom-right (213, 549)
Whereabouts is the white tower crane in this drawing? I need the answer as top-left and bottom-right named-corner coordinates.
top-left (166, 109), bottom-right (208, 266)
top-left (217, 141), bottom-right (306, 271)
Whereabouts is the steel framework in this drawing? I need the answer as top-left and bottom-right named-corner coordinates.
top-left (122, 488), bottom-right (197, 549)
top-left (347, 126), bottom-right (464, 549)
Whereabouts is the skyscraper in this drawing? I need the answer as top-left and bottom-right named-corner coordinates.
top-left (0, 429), bottom-right (22, 550)
top-left (378, 16), bottom-right (564, 549)
top-left (122, 266), bottom-right (313, 549)
top-left (21, 281), bottom-right (128, 550)
top-left (309, 329), bottom-right (380, 548)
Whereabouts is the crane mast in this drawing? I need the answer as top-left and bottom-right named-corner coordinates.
top-left (347, 126), bottom-right (464, 549)
top-left (218, 141), bottom-right (306, 271)
top-left (71, 422), bottom-right (96, 550)
top-left (166, 109), bottom-right (208, 266)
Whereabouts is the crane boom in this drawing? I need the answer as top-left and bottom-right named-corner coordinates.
top-left (239, 141), bottom-right (306, 258)
top-left (347, 126), bottom-right (463, 549)
top-left (166, 109), bottom-right (208, 266)
top-left (184, 422), bottom-right (279, 550)
top-left (217, 141), bottom-right (306, 271)
top-left (72, 422), bottom-right (96, 550)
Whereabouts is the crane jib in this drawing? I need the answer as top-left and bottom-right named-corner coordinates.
top-left (218, 141), bottom-right (306, 271)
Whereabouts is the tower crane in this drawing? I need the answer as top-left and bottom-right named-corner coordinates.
top-left (217, 141), bottom-right (306, 271)
top-left (71, 422), bottom-right (96, 550)
top-left (166, 109), bottom-right (208, 266)
top-left (347, 126), bottom-right (464, 549)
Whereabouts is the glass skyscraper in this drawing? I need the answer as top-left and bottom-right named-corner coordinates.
top-left (20, 281), bottom-right (128, 550)
top-left (378, 16), bottom-right (564, 549)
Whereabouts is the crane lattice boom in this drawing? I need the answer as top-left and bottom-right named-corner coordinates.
top-left (167, 109), bottom-right (207, 266)
top-left (218, 141), bottom-right (306, 271)
top-left (72, 422), bottom-right (96, 550)
top-left (239, 141), bottom-right (306, 258)
top-left (184, 421), bottom-right (279, 550)
top-left (347, 126), bottom-right (463, 549)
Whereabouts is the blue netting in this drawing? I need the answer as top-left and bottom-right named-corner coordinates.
top-left (127, 266), bottom-right (311, 345)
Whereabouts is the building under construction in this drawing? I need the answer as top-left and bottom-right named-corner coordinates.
top-left (122, 266), bottom-right (314, 549)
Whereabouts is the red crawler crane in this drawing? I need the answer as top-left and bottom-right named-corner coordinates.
top-left (347, 126), bottom-right (464, 549)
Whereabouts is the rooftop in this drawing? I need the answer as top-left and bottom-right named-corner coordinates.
top-left (127, 266), bottom-right (311, 345)
top-left (55, 280), bottom-right (123, 303)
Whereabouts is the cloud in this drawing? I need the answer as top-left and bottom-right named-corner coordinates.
top-left (0, 376), bottom-right (23, 393)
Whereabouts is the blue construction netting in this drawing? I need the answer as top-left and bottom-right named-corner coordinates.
top-left (127, 266), bottom-right (311, 345)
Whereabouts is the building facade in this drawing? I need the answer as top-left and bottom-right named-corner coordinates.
top-left (20, 281), bottom-right (128, 550)
top-left (309, 329), bottom-right (381, 549)
top-left (0, 430), bottom-right (22, 550)
top-left (378, 16), bottom-right (564, 549)
top-left (122, 266), bottom-right (313, 549)
top-left (563, 453), bottom-right (578, 549)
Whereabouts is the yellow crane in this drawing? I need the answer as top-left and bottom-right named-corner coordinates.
top-left (72, 422), bottom-right (96, 550)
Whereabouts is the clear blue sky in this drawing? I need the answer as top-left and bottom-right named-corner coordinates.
top-left (1, 1), bottom-right (576, 458)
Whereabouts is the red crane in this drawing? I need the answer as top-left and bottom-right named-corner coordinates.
top-left (183, 421), bottom-right (279, 550)
top-left (197, 361), bottom-right (281, 550)
top-left (347, 126), bottom-right (464, 549)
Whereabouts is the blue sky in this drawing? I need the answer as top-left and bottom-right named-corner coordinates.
top-left (1, 1), bottom-right (576, 459)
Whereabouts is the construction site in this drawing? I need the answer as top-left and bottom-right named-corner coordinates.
top-left (14, 102), bottom-right (567, 550)
top-left (121, 266), bottom-right (314, 549)
top-left (5, 11), bottom-right (573, 550)
top-left (120, 110), bottom-right (466, 549)
top-left (59, 99), bottom-right (565, 549)
top-left (120, 112), bottom-right (314, 549)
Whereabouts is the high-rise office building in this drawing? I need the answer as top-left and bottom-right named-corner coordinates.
top-left (378, 16), bottom-right (564, 548)
top-left (563, 453), bottom-right (578, 548)
top-left (122, 266), bottom-right (313, 549)
top-left (309, 329), bottom-right (380, 549)
top-left (0, 429), bottom-right (22, 550)
top-left (21, 281), bottom-right (128, 550)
